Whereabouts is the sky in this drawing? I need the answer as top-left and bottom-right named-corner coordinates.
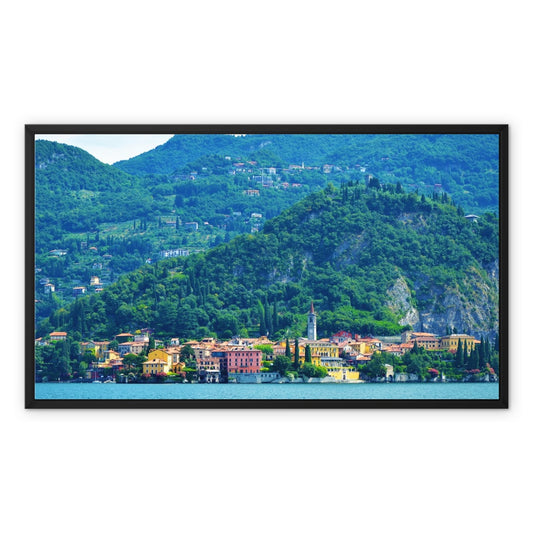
top-left (34, 134), bottom-right (174, 164)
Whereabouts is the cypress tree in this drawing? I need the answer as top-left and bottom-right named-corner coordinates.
top-left (305, 344), bottom-right (312, 363)
top-left (455, 339), bottom-right (464, 368)
top-left (479, 337), bottom-right (487, 368)
top-left (265, 300), bottom-right (273, 336)
top-left (486, 336), bottom-right (494, 367)
top-left (294, 338), bottom-right (300, 369)
top-left (469, 345), bottom-right (480, 370)
top-left (258, 302), bottom-right (267, 336)
top-left (285, 338), bottom-right (291, 359)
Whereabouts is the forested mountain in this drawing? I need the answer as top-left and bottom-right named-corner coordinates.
top-left (37, 181), bottom-right (499, 343)
top-left (34, 140), bottom-right (350, 321)
top-left (35, 141), bottom-right (149, 252)
top-left (114, 133), bottom-right (500, 213)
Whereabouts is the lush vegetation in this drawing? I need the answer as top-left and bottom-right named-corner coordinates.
top-left (35, 141), bottom-right (150, 252)
top-left (35, 134), bottom-right (499, 327)
top-left (360, 337), bottom-right (499, 383)
top-left (115, 133), bottom-right (500, 213)
top-left (36, 180), bottom-right (499, 344)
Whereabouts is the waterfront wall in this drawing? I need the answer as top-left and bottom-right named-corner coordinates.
top-left (231, 372), bottom-right (281, 383)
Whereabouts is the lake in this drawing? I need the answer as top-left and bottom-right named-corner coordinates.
top-left (34, 382), bottom-right (499, 401)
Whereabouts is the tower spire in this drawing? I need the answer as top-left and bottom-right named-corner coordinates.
top-left (307, 301), bottom-right (317, 341)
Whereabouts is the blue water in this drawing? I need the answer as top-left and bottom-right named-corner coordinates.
top-left (34, 382), bottom-right (499, 401)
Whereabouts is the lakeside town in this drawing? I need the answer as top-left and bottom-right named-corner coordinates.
top-left (35, 303), bottom-right (498, 385)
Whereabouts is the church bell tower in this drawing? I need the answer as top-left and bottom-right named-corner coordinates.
top-left (307, 301), bottom-right (317, 341)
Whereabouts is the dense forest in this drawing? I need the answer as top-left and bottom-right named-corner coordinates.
top-left (36, 181), bottom-right (499, 344)
top-left (34, 134), bottom-right (500, 338)
top-left (34, 140), bottom-right (352, 322)
top-left (35, 141), bottom-right (150, 252)
top-left (115, 133), bottom-right (500, 213)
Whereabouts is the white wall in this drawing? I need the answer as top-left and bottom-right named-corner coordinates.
top-left (2, 2), bottom-right (530, 533)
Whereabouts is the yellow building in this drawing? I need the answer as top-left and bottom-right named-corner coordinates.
top-left (296, 351), bottom-right (322, 366)
top-left (143, 358), bottom-right (170, 375)
top-left (306, 341), bottom-right (339, 360)
top-left (319, 354), bottom-right (360, 381)
top-left (80, 341), bottom-right (109, 359)
top-left (439, 334), bottom-right (478, 354)
top-left (410, 333), bottom-right (440, 350)
top-left (348, 341), bottom-right (373, 355)
top-left (277, 341), bottom-right (325, 366)
top-left (142, 349), bottom-right (180, 374)
top-left (93, 350), bottom-right (124, 371)
top-left (322, 364), bottom-right (360, 382)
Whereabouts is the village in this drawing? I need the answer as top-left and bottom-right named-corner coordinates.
top-left (36, 303), bottom-right (488, 384)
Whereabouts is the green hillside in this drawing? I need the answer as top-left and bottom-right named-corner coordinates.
top-left (114, 133), bottom-right (500, 213)
top-left (35, 140), bottom-right (148, 251)
top-left (37, 181), bottom-right (499, 343)
top-left (34, 140), bottom-right (345, 324)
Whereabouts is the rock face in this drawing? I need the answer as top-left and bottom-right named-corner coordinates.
top-left (386, 265), bottom-right (499, 340)
top-left (386, 277), bottom-right (420, 329)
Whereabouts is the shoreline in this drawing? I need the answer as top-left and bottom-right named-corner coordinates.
top-left (36, 379), bottom-right (497, 385)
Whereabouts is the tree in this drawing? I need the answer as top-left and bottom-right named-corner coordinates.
top-left (78, 360), bottom-right (88, 379)
top-left (293, 338), bottom-right (300, 369)
top-left (285, 338), bottom-right (291, 359)
top-left (255, 344), bottom-right (273, 357)
top-left (180, 344), bottom-right (195, 365)
top-left (272, 300), bottom-right (279, 332)
top-left (123, 353), bottom-right (143, 371)
top-left (272, 355), bottom-right (292, 376)
top-left (258, 301), bottom-right (267, 336)
top-left (301, 363), bottom-right (328, 378)
top-left (455, 339), bottom-right (464, 368)
top-left (479, 337), bottom-right (487, 368)
top-left (305, 343), bottom-right (312, 363)
top-left (493, 332), bottom-right (500, 353)
top-left (468, 345), bottom-right (479, 370)
top-left (264, 299), bottom-right (273, 336)
top-left (81, 348), bottom-right (97, 366)
top-left (361, 355), bottom-right (386, 379)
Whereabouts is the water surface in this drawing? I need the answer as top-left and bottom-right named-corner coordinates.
top-left (35, 382), bottom-right (499, 401)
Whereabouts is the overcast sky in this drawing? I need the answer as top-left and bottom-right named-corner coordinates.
top-left (34, 134), bottom-right (174, 164)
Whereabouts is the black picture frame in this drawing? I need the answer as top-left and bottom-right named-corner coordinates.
top-left (26, 124), bottom-right (508, 409)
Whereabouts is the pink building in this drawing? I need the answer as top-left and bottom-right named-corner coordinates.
top-left (212, 348), bottom-right (262, 380)
top-left (226, 349), bottom-right (262, 374)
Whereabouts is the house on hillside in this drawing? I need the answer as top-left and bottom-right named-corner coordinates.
top-left (50, 332), bottom-right (67, 342)
top-left (43, 283), bottom-right (55, 294)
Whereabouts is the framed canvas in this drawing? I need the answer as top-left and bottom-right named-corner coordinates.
top-left (25, 124), bottom-right (508, 408)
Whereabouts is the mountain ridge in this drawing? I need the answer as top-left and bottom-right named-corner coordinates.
top-left (113, 133), bottom-right (500, 213)
top-left (36, 181), bottom-right (499, 342)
